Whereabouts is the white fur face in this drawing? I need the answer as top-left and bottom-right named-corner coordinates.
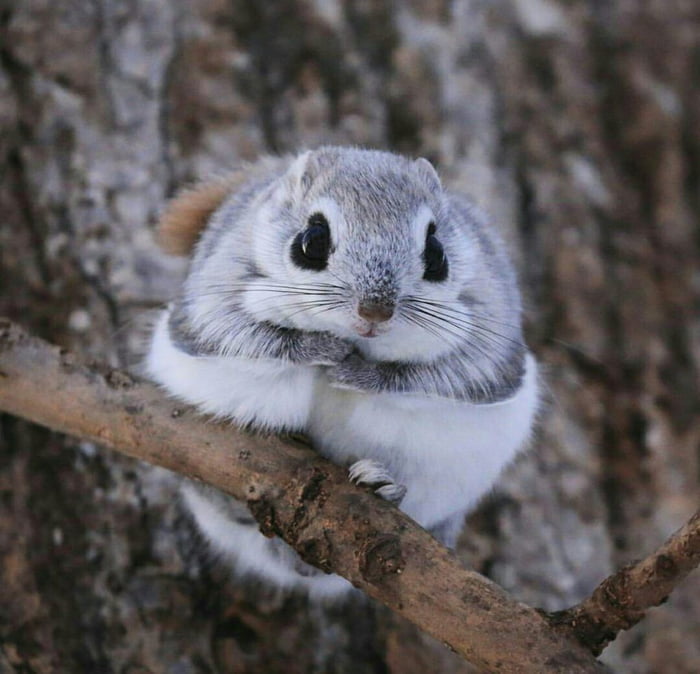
top-left (181, 147), bottom-right (522, 373)
top-left (236, 147), bottom-right (495, 362)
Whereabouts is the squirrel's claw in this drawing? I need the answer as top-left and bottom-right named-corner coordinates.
top-left (348, 458), bottom-right (407, 506)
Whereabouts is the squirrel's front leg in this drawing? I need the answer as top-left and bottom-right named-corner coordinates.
top-left (326, 352), bottom-right (432, 396)
top-left (150, 306), bottom-right (355, 430)
top-left (326, 350), bottom-right (525, 404)
top-left (168, 301), bottom-right (354, 365)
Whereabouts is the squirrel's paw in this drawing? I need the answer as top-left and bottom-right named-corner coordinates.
top-left (348, 458), bottom-right (407, 505)
top-left (326, 353), bottom-right (375, 391)
top-left (302, 332), bottom-right (354, 366)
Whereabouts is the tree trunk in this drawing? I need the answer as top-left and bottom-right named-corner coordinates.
top-left (0, 1), bottom-right (698, 672)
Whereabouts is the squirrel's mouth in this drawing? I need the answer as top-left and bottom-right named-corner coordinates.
top-left (355, 322), bottom-right (389, 338)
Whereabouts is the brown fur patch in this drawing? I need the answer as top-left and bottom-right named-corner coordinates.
top-left (156, 170), bottom-right (249, 256)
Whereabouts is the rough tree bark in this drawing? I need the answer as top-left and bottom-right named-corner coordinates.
top-left (0, 1), bottom-right (698, 673)
top-left (0, 319), bottom-right (615, 674)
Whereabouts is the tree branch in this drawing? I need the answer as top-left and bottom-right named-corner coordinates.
top-left (547, 508), bottom-right (700, 654)
top-left (1, 318), bottom-right (696, 672)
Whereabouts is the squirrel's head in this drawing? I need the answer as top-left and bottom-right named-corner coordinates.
top-left (161, 147), bottom-right (520, 363)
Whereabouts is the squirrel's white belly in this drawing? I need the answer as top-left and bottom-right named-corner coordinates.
top-left (307, 354), bottom-right (539, 528)
top-left (148, 310), bottom-right (538, 539)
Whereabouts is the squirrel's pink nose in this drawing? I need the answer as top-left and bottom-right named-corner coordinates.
top-left (357, 301), bottom-right (395, 323)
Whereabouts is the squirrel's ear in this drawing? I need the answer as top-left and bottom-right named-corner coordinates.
top-left (286, 147), bottom-right (339, 195)
top-left (414, 157), bottom-right (442, 195)
top-left (156, 170), bottom-right (246, 256)
top-left (285, 150), bottom-right (314, 195)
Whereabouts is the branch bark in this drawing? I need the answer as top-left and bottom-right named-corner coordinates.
top-left (0, 317), bottom-right (696, 672)
top-left (547, 509), bottom-right (700, 654)
top-left (0, 317), bottom-right (602, 673)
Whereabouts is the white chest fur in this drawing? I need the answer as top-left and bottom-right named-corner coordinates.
top-left (147, 310), bottom-right (539, 531)
top-left (307, 354), bottom-right (538, 527)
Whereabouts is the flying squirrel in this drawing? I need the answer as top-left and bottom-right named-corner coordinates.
top-left (146, 146), bottom-right (540, 598)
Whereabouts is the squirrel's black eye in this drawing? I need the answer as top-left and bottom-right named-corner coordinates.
top-left (422, 225), bottom-right (448, 282)
top-left (291, 212), bottom-right (331, 271)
